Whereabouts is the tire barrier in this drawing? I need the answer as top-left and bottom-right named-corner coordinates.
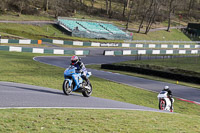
top-left (0, 46), bottom-right (90, 55)
top-left (41, 38), bottom-right (200, 48)
top-left (101, 64), bottom-right (200, 84)
top-left (1, 38), bottom-right (200, 49)
top-left (103, 49), bottom-right (200, 56)
top-left (0, 39), bottom-right (42, 44)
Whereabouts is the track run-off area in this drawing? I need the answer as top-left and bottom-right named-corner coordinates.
top-left (0, 55), bottom-right (199, 112)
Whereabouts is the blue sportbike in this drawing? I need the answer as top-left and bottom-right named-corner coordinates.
top-left (63, 65), bottom-right (92, 97)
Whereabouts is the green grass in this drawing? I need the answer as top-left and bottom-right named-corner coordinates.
top-left (0, 23), bottom-right (65, 40)
top-left (0, 23), bottom-right (124, 43)
top-left (0, 43), bottom-right (48, 48)
top-left (0, 109), bottom-right (200, 132)
top-left (132, 29), bottom-right (194, 41)
top-left (0, 13), bottom-right (55, 21)
top-left (115, 56), bottom-right (200, 74)
top-left (0, 31), bottom-right (25, 39)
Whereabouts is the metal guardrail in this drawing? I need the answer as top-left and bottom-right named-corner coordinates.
top-left (0, 45), bottom-right (90, 55)
top-left (126, 40), bottom-right (200, 44)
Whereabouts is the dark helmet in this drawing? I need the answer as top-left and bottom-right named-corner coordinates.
top-left (71, 55), bottom-right (79, 65)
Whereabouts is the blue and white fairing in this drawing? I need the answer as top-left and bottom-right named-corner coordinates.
top-left (64, 65), bottom-right (92, 91)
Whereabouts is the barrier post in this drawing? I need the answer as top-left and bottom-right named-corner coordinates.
top-left (38, 40), bottom-right (42, 44)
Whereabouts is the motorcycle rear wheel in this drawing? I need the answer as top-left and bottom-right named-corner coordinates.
top-left (63, 80), bottom-right (72, 95)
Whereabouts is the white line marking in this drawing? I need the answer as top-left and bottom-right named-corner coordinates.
top-left (0, 107), bottom-right (172, 113)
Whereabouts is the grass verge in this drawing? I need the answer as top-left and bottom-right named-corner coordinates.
top-left (0, 23), bottom-right (123, 43)
top-left (132, 29), bottom-right (194, 41)
top-left (0, 43), bottom-right (48, 48)
top-left (0, 13), bottom-right (55, 21)
top-left (0, 109), bottom-right (199, 132)
top-left (115, 56), bottom-right (200, 73)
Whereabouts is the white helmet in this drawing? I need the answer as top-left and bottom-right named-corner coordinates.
top-left (164, 86), bottom-right (169, 90)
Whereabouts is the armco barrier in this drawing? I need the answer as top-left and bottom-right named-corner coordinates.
top-left (1, 38), bottom-right (200, 48)
top-left (104, 49), bottom-right (200, 56)
top-left (101, 64), bottom-right (200, 84)
top-left (41, 38), bottom-right (200, 48)
top-left (0, 46), bottom-right (90, 55)
top-left (0, 39), bottom-right (42, 44)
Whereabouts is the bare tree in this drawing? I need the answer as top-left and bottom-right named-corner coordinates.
top-left (80, 0), bottom-right (84, 5)
top-left (44, 0), bottom-right (49, 11)
top-left (126, 0), bottom-right (130, 8)
top-left (109, 0), bottom-right (112, 18)
top-left (187, 0), bottom-right (195, 16)
top-left (138, 0), bottom-right (153, 33)
top-left (1, 0), bottom-right (199, 27)
top-left (0, 0), bottom-right (7, 13)
top-left (122, 0), bottom-right (127, 17)
top-left (167, 0), bottom-right (176, 32)
top-left (105, 0), bottom-right (109, 15)
top-left (145, 0), bottom-right (160, 34)
top-left (12, 0), bottom-right (31, 15)
top-left (91, 0), bottom-right (95, 9)
top-left (50, 0), bottom-right (69, 18)
top-left (126, 0), bottom-right (134, 30)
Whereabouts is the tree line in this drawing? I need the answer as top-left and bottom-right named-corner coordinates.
top-left (0, 0), bottom-right (199, 34)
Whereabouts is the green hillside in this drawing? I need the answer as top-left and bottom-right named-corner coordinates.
top-left (0, 0), bottom-right (200, 41)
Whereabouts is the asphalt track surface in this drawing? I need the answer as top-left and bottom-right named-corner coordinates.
top-left (0, 55), bottom-right (162, 112)
top-left (34, 56), bottom-right (200, 104)
top-left (0, 81), bottom-right (165, 112)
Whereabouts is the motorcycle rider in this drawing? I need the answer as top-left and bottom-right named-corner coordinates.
top-left (70, 55), bottom-right (90, 85)
top-left (162, 86), bottom-right (173, 110)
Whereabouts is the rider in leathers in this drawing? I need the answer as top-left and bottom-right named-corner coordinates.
top-left (162, 86), bottom-right (173, 110)
top-left (70, 56), bottom-right (90, 85)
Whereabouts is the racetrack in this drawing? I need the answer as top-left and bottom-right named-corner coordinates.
top-left (0, 55), bottom-right (199, 112)
top-left (0, 81), bottom-right (162, 112)
top-left (34, 56), bottom-right (200, 104)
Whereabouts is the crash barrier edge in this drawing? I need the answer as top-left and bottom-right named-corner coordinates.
top-left (41, 38), bottom-right (200, 49)
top-left (1, 38), bottom-right (200, 49)
top-left (101, 64), bottom-right (200, 85)
top-left (103, 49), bottom-right (200, 55)
top-left (0, 46), bottom-right (90, 55)
top-left (0, 39), bottom-right (42, 44)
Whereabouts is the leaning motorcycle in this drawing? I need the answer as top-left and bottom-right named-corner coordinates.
top-left (157, 91), bottom-right (174, 112)
top-left (63, 65), bottom-right (92, 97)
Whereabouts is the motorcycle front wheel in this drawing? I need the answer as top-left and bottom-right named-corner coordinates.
top-left (63, 80), bottom-right (72, 95)
top-left (82, 82), bottom-right (92, 97)
top-left (159, 99), bottom-right (166, 110)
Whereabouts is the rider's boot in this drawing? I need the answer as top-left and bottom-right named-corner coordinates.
top-left (86, 80), bottom-right (90, 86)
top-left (170, 105), bottom-right (173, 112)
top-left (81, 75), bottom-right (90, 86)
top-left (170, 98), bottom-right (173, 112)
